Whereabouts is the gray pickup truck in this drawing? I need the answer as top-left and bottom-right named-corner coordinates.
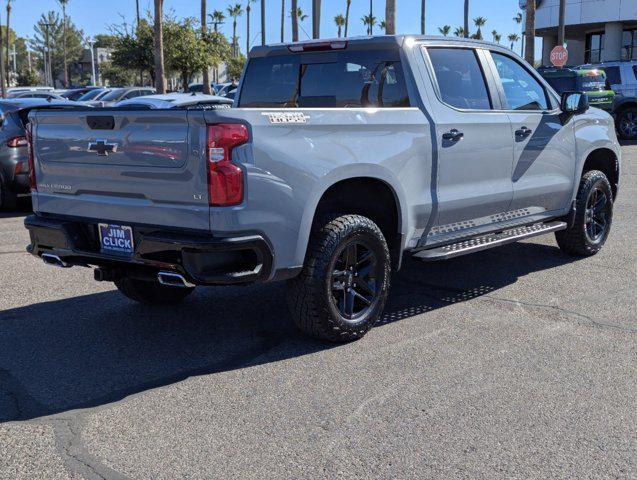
top-left (25, 36), bottom-right (621, 342)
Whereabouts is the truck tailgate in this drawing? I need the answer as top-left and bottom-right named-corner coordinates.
top-left (30, 109), bottom-right (210, 231)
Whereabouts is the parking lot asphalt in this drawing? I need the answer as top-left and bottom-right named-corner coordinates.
top-left (1, 143), bottom-right (636, 480)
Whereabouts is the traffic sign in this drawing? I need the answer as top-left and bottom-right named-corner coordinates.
top-left (550, 46), bottom-right (568, 67)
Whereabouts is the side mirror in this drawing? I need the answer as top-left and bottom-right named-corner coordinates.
top-left (561, 91), bottom-right (589, 114)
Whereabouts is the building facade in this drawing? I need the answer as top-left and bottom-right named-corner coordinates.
top-left (534, 0), bottom-right (637, 66)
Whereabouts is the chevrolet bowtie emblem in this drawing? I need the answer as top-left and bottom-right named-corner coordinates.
top-left (88, 139), bottom-right (118, 156)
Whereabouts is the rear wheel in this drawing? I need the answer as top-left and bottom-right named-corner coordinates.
top-left (0, 175), bottom-right (18, 211)
top-left (617, 108), bottom-right (637, 140)
top-left (287, 214), bottom-right (391, 342)
top-left (115, 277), bottom-right (195, 305)
top-left (555, 170), bottom-right (613, 256)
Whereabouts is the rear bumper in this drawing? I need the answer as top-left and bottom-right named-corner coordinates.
top-left (24, 215), bottom-right (273, 285)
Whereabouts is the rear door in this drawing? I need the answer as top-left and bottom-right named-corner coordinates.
top-left (422, 46), bottom-right (514, 236)
top-left (488, 51), bottom-right (576, 214)
top-left (31, 109), bottom-right (210, 231)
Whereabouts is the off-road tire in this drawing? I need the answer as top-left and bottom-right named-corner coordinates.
top-left (287, 214), bottom-right (391, 342)
top-left (115, 277), bottom-right (195, 305)
top-left (555, 170), bottom-right (613, 256)
top-left (0, 174), bottom-right (18, 211)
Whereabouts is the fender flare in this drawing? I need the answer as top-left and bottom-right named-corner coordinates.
top-left (292, 164), bottom-right (410, 267)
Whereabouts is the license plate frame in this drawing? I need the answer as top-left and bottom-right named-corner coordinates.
top-left (98, 223), bottom-right (134, 256)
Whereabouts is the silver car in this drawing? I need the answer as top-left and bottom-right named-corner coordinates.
top-left (25, 36), bottom-right (621, 341)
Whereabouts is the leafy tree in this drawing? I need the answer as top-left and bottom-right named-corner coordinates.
top-left (226, 53), bottom-right (245, 80)
top-left (16, 68), bottom-right (39, 86)
top-left (94, 34), bottom-right (117, 49)
top-left (110, 18), bottom-right (155, 83)
top-left (29, 11), bottom-right (84, 86)
top-left (100, 61), bottom-right (136, 86)
top-left (164, 17), bottom-right (209, 91)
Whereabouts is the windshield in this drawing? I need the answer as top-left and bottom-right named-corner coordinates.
top-left (78, 89), bottom-right (105, 101)
top-left (99, 89), bottom-right (126, 101)
top-left (577, 73), bottom-right (606, 91)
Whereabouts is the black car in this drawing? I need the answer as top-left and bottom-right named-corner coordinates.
top-left (0, 98), bottom-right (86, 210)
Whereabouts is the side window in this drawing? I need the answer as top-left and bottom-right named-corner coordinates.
top-left (603, 66), bottom-right (622, 85)
top-left (491, 52), bottom-right (548, 111)
top-left (427, 47), bottom-right (492, 110)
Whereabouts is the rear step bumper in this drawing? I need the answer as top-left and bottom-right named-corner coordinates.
top-left (24, 215), bottom-right (273, 285)
top-left (414, 221), bottom-right (567, 261)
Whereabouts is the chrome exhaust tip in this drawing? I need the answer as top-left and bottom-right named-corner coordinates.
top-left (157, 271), bottom-right (195, 288)
top-left (41, 253), bottom-right (71, 268)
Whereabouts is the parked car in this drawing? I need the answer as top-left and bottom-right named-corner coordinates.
top-left (8, 91), bottom-right (65, 100)
top-left (115, 92), bottom-right (234, 109)
top-left (24, 36), bottom-right (621, 342)
top-left (7, 86), bottom-right (54, 96)
top-left (84, 87), bottom-right (156, 107)
top-left (216, 82), bottom-right (238, 97)
top-left (60, 86), bottom-right (102, 101)
top-left (575, 60), bottom-right (637, 140)
top-left (0, 98), bottom-right (86, 210)
top-left (76, 88), bottom-right (112, 102)
top-left (538, 66), bottom-right (615, 111)
top-left (186, 82), bottom-right (219, 94)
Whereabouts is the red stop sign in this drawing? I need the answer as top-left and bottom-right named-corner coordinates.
top-left (550, 46), bottom-right (568, 67)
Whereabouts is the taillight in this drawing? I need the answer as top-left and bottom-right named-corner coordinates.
top-left (288, 41), bottom-right (347, 52)
top-left (7, 136), bottom-right (28, 147)
top-left (25, 123), bottom-right (36, 191)
top-left (207, 124), bottom-right (248, 206)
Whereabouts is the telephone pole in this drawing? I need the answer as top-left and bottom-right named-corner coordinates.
top-left (557, 0), bottom-right (566, 47)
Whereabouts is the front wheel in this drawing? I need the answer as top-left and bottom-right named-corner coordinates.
top-left (555, 170), bottom-right (613, 256)
top-left (617, 108), bottom-right (637, 140)
top-left (115, 277), bottom-right (195, 305)
top-left (287, 214), bottom-right (391, 342)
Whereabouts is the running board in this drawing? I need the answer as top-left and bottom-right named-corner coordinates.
top-left (413, 221), bottom-right (567, 262)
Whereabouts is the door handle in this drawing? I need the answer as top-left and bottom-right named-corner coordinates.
top-left (515, 126), bottom-right (533, 137)
top-left (442, 129), bottom-right (464, 141)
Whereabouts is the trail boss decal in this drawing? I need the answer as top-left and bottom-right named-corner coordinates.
top-left (262, 112), bottom-right (310, 124)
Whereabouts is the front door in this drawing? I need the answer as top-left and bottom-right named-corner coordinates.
top-left (489, 51), bottom-right (576, 214)
top-left (422, 46), bottom-right (514, 239)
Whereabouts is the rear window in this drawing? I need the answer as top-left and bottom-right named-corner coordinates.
top-left (238, 49), bottom-right (410, 108)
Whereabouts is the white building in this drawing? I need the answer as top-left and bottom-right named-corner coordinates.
top-left (534, 0), bottom-right (637, 66)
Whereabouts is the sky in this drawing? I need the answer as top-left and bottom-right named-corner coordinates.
top-left (11, 0), bottom-right (531, 56)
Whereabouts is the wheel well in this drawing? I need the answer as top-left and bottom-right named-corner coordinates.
top-left (583, 148), bottom-right (619, 199)
top-left (313, 178), bottom-right (402, 268)
top-left (615, 101), bottom-right (637, 115)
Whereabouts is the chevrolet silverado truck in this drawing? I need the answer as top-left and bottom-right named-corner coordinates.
top-left (24, 36), bottom-right (621, 342)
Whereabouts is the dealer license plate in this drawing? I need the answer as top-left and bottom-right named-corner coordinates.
top-left (98, 223), bottom-right (134, 256)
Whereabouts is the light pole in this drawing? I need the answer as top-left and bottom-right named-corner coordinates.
top-left (86, 37), bottom-right (97, 86)
top-left (43, 23), bottom-right (53, 86)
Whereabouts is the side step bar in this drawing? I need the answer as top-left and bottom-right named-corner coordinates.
top-left (414, 221), bottom-right (567, 262)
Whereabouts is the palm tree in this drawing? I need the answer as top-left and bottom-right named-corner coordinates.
top-left (368, 0), bottom-right (374, 35)
top-left (438, 25), bottom-right (451, 37)
top-left (421, 0), bottom-right (426, 34)
top-left (312, 0), bottom-right (321, 38)
top-left (261, 0), bottom-right (265, 45)
top-left (508, 33), bottom-right (520, 50)
top-left (245, 0), bottom-right (253, 57)
top-left (524, 0), bottom-right (535, 64)
top-left (514, 11), bottom-right (524, 56)
top-left (294, 7), bottom-right (309, 39)
top-left (334, 14), bottom-right (345, 38)
top-left (280, 0), bottom-right (285, 42)
top-left (491, 29), bottom-right (498, 42)
top-left (210, 10), bottom-right (225, 33)
top-left (473, 17), bottom-right (486, 40)
top-left (454, 26), bottom-right (464, 37)
top-left (362, 14), bottom-right (376, 35)
top-left (379, 19), bottom-right (386, 31)
top-left (153, 0), bottom-right (166, 93)
top-left (56, 0), bottom-right (69, 87)
top-left (0, 9), bottom-right (5, 97)
top-left (493, 31), bottom-right (502, 44)
top-left (344, 0), bottom-right (351, 37)
top-left (227, 3), bottom-right (243, 57)
top-left (5, 0), bottom-right (12, 87)
top-left (385, 0), bottom-right (395, 35)
top-left (463, 0), bottom-right (469, 38)
top-left (201, 0), bottom-right (211, 94)
top-left (291, 0), bottom-right (298, 41)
